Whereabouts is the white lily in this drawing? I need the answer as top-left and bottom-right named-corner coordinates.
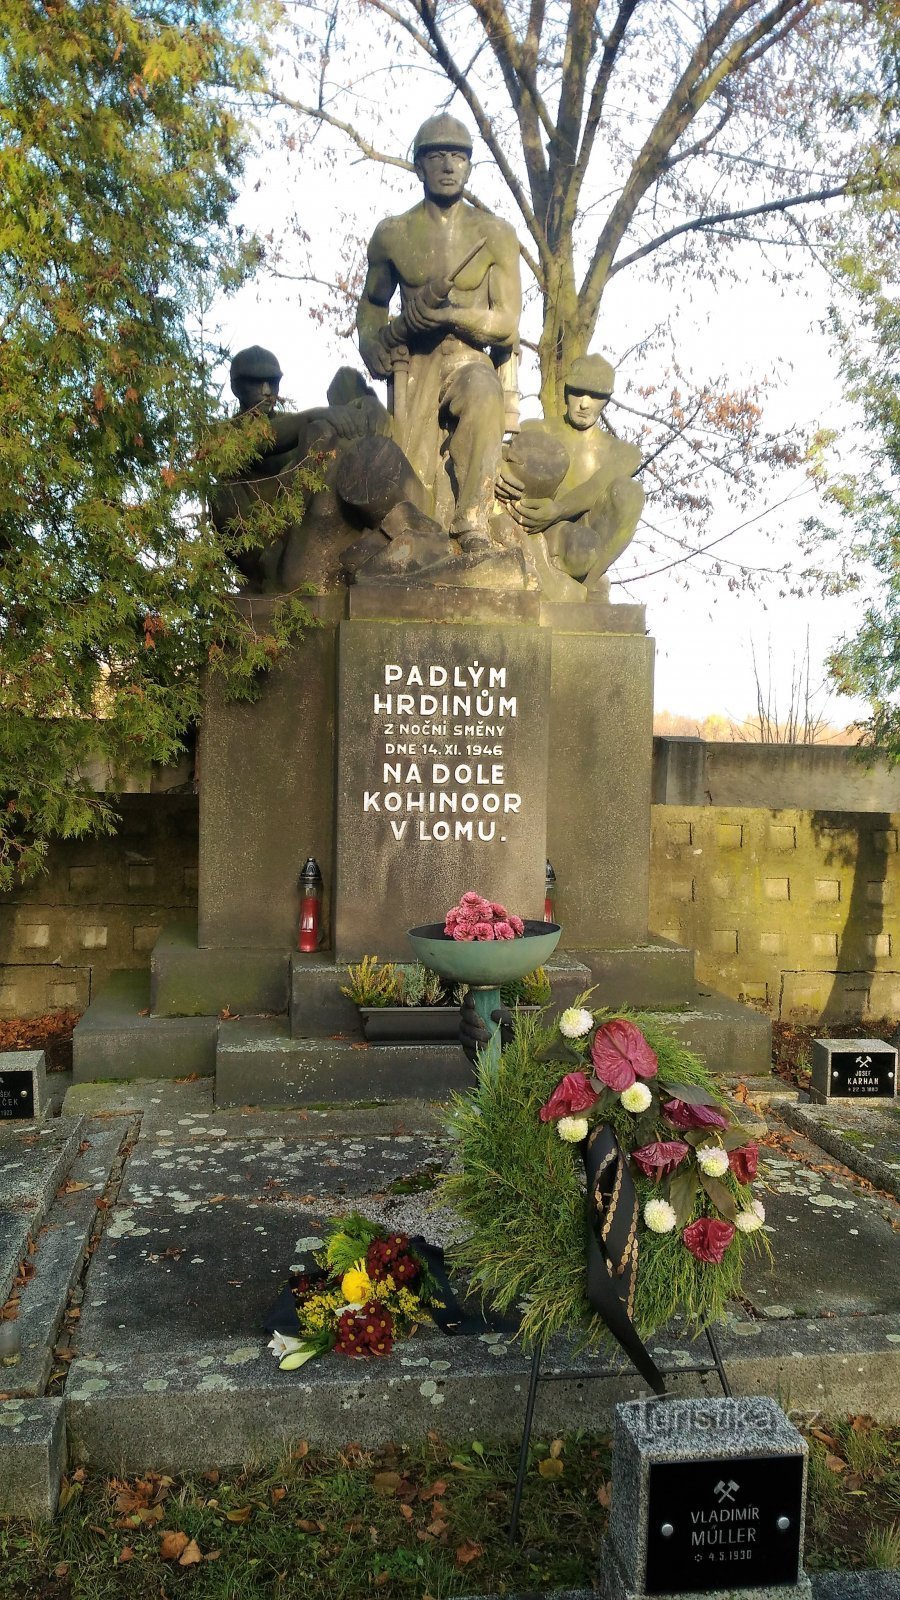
top-left (268, 1330), bottom-right (304, 1360)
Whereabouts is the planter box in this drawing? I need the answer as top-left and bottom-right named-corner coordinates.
top-left (358, 1004), bottom-right (539, 1045)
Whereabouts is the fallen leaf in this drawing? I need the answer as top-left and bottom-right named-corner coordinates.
top-left (597, 1480), bottom-right (612, 1508)
top-left (825, 1453), bottom-right (847, 1474)
top-left (57, 1479), bottom-right (82, 1510)
top-left (373, 1574), bottom-right (389, 1588)
top-left (270, 1487), bottom-right (287, 1504)
top-left (226, 1506), bottom-right (252, 1524)
top-left (297, 1519), bottom-right (320, 1534)
top-left (538, 1456), bottom-right (564, 1479)
top-left (427, 1516), bottom-right (448, 1536)
top-left (53, 1563), bottom-right (70, 1578)
top-left (373, 1471), bottom-right (401, 1494)
top-left (202, 1470), bottom-right (220, 1484)
top-left (204, 1550), bottom-right (221, 1561)
top-left (179, 1539), bottom-right (203, 1567)
top-left (136, 1504), bottom-right (164, 1524)
top-left (550, 1438), bottom-right (564, 1460)
top-left (294, 1440), bottom-right (309, 1459)
top-left (119, 1547), bottom-right (135, 1563)
top-left (207, 1194), bottom-right (229, 1204)
top-left (399, 1503), bottom-right (413, 1522)
top-left (59, 1180), bottom-right (90, 1195)
top-left (159, 1531), bottom-right (189, 1560)
top-left (419, 1479), bottom-right (448, 1500)
top-left (455, 1540), bottom-right (483, 1565)
top-left (71, 1468), bottom-right (87, 1484)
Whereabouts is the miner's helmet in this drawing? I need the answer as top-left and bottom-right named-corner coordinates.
top-left (565, 353), bottom-right (615, 397)
top-left (229, 345), bottom-right (283, 396)
top-left (412, 113), bottom-right (474, 160)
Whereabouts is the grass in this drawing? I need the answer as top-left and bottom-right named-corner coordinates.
top-left (0, 1420), bottom-right (897, 1599)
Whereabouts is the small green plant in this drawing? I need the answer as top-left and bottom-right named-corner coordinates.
top-left (397, 962), bottom-right (426, 1006)
top-left (500, 967), bottom-right (552, 1007)
top-left (864, 1520), bottom-right (900, 1569)
top-left (341, 956), bottom-right (400, 1008)
top-left (421, 966), bottom-right (445, 1006)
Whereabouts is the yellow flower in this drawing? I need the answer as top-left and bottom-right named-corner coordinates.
top-left (341, 1262), bottom-right (373, 1303)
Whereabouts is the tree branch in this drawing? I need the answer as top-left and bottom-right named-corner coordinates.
top-left (608, 182), bottom-right (848, 275)
top-left (578, 0), bottom-right (808, 330)
top-left (464, 0), bottom-right (554, 220)
top-left (573, 0), bottom-right (643, 200)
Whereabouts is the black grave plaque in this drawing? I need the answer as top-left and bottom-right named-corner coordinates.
top-left (828, 1049), bottom-right (895, 1099)
top-left (644, 1454), bottom-right (804, 1595)
top-left (0, 1069), bottom-right (35, 1120)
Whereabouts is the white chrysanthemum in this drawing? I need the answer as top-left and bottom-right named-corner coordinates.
top-left (557, 1115), bottom-right (589, 1143)
top-left (268, 1331), bottom-right (304, 1359)
top-left (643, 1199), bottom-right (677, 1234)
top-left (696, 1145), bottom-right (729, 1177)
top-left (621, 1083), bottom-right (652, 1113)
top-left (558, 1007), bottom-right (594, 1039)
top-left (734, 1205), bottom-right (765, 1233)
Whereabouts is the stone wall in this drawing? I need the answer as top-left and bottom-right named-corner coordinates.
top-left (0, 797), bottom-right (198, 1018)
top-left (653, 737), bottom-right (898, 812)
top-left (649, 805), bottom-right (900, 1022)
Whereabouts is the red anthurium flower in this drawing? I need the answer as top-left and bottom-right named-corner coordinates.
top-left (682, 1217), bottom-right (735, 1263)
top-left (539, 1071), bottom-right (598, 1123)
top-left (590, 1018), bottom-right (658, 1092)
top-left (631, 1140), bottom-right (690, 1180)
top-left (729, 1144), bottom-right (759, 1184)
top-left (663, 1097), bottom-right (728, 1131)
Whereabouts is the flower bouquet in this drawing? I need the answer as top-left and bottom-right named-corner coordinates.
top-left (443, 1000), bottom-right (770, 1351)
top-left (265, 1213), bottom-right (442, 1371)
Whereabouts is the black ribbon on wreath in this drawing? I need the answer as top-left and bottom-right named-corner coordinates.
top-left (582, 1123), bottom-right (666, 1395)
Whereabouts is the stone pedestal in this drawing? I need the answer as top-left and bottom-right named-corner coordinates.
top-left (599, 1397), bottom-right (811, 1600)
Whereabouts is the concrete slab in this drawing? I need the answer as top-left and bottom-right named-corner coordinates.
top-left (8, 1122), bottom-right (125, 1396)
top-left (63, 1312), bottom-right (900, 1473)
top-left (744, 1142), bottom-right (900, 1317)
top-left (0, 1399), bottom-right (65, 1520)
top-left (151, 923), bottom-right (291, 1017)
top-left (0, 1119), bottom-right (85, 1303)
top-left (775, 1099), bottom-right (900, 1200)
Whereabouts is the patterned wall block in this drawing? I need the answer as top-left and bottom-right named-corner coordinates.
top-left (764, 877), bottom-right (790, 901)
top-left (814, 879), bottom-right (841, 902)
top-left (873, 829), bottom-right (898, 853)
top-left (79, 926), bottom-right (108, 950)
top-left (768, 824), bottom-right (796, 850)
top-left (716, 823), bottom-right (743, 850)
top-left (20, 924), bottom-right (50, 949)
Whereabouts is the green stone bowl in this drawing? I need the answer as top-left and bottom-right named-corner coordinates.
top-left (407, 921), bottom-right (561, 985)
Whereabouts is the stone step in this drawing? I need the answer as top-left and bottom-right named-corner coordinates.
top-left (151, 922), bottom-right (291, 1017)
top-left (73, 971), bottom-right (217, 1082)
top-left (580, 940), bottom-right (696, 1007)
top-left (216, 1016), bottom-right (475, 1107)
top-left (290, 949), bottom-right (592, 1038)
top-left (659, 989), bottom-right (772, 1076)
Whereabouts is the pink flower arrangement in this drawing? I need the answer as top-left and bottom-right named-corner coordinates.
top-left (590, 1018), bottom-right (658, 1092)
top-left (631, 1139), bottom-right (690, 1180)
top-left (539, 1071), bottom-right (599, 1123)
top-left (444, 892), bottom-right (525, 942)
top-left (682, 1217), bottom-right (736, 1264)
top-left (663, 1097), bottom-right (728, 1132)
top-left (729, 1143), bottom-right (759, 1184)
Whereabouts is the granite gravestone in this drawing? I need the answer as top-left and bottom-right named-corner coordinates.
top-left (0, 1052), bottom-right (46, 1121)
top-left (334, 618), bottom-right (550, 959)
top-left (810, 1037), bottom-right (897, 1106)
top-left (600, 1396), bottom-right (811, 1600)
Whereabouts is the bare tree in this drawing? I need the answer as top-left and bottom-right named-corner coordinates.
top-left (272, 0), bottom-right (876, 420)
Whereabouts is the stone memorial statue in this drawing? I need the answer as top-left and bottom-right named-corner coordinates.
top-left (211, 345), bottom-right (392, 591)
top-left (356, 112), bottom-right (521, 553)
top-left (496, 353), bottom-right (644, 598)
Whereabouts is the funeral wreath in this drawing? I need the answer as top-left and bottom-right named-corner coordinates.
top-left (443, 1001), bottom-right (770, 1351)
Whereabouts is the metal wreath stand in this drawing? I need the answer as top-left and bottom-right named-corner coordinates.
top-left (506, 1121), bottom-right (733, 1546)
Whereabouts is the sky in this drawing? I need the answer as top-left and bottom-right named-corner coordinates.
top-left (215, 80), bottom-right (874, 735)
